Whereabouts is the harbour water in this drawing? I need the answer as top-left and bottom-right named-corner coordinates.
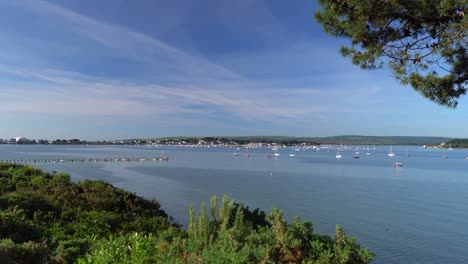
top-left (1, 144), bottom-right (467, 263)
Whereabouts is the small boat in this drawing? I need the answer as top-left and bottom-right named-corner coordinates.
top-left (442, 149), bottom-right (448, 159)
top-left (353, 156), bottom-right (360, 159)
top-left (354, 146), bottom-right (360, 155)
top-left (388, 145), bottom-right (396, 157)
top-left (336, 149), bottom-right (342, 159)
top-left (233, 153), bottom-right (239, 156)
top-left (289, 147), bottom-right (296, 157)
top-left (393, 157), bottom-right (403, 167)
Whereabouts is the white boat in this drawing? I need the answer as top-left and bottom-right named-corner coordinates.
top-left (393, 156), bottom-right (403, 167)
top-left (442, 148), bottom-right (448, 159)
top-left (354, 146), bottom-right (360, 155)
top-left (289, 147), bottom-right (296, 157)
top-left (388, 145), bottom-right (396, 157)
top-left (274, 149), bottom-right (280, 156)
top-left (336, 149), bottom-right (342, 159)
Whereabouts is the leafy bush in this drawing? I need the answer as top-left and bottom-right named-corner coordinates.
top-left (0, 164), bottom-right (373, 263)
top-left (0, 164), bottom-right (174, 263)
top-left (82, 196), bottom-right (373, 263)
top-left (0, 238), bottom-right (48, 264)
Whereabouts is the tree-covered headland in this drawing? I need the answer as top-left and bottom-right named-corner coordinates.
top-left (0, 164), bottom-right (373, 263)
top-left (443, 138), bottom-right (468, 148)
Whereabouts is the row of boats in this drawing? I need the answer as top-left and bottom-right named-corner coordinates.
top-left (0, 157), bottom-right (169, 164)
top-left (335, 145), bottom-right (468, 167)
top-left (233, 145), bottom-right (467, 167)
top-left (336, 151), bottom-right (403, 167)
top-left (233, 147), bottom-right (404, 167)
top-left (234, 145), bottom-right (298, 158)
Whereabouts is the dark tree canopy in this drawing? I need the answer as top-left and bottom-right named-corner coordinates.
top-left (315, 0), bottom-right (467, 107)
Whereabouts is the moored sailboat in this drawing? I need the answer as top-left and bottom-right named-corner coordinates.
top-left (336, 149), bottom-right (342, 159)
top-left (393, 156), bottom-right (403, 167)
top-left (388, 145), bottom-right (395, 157)
top-left (289, 146), bottom-right (296, 157)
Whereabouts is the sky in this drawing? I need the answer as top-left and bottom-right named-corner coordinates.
top-left (0, 0), bottom-right (466, 140)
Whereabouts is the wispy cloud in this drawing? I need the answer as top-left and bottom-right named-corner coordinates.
top-left (0, 65), bottom-right (387, 121)
top-left (0, 0), bottom-right (431, 139)
top-left (3, 0), bottom-right (244, 85)
top-left (0, 0), bottom-right (387, 119)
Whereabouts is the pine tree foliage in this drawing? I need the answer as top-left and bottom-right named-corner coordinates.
top-left (315, 0), bottom-right (467, 107)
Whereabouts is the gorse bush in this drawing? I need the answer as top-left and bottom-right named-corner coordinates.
top-left (81, 196), bottom-right (373, 263)
top-left (0, 164), bottom-right (373, 263)
top-left (0, 164), bottom-right (173, 263)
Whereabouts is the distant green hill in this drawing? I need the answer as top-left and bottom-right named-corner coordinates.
top-left (315, 135), bottom-right (450, 145)
top-left (143, 135), bottom-right (450, 146)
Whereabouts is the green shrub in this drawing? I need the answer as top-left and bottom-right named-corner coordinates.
top-left (0, 164), bottom-right (373, 263)
top-left (81, 196), bottom-right (374, 263)
top-left (0, 238), bottom-right (49, 264)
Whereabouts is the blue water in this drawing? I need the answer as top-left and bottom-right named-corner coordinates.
top-left (1, 145), bottom-right (467, 263)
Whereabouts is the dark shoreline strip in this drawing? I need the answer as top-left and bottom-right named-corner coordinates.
top-left (0, 156), bottom-right (169, 164)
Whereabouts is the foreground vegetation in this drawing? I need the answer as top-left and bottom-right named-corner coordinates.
top-left (0, 164), bottom-right (373, 263)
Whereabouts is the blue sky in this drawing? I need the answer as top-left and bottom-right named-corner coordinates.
top-left (0, 0), bottom-right (466, 140)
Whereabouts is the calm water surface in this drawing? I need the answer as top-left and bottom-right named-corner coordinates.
top-left (1, 145), bottom-right (467, 263)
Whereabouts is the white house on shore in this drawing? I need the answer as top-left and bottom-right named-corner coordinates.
top-left (10, 137), bottom-right (34, 144)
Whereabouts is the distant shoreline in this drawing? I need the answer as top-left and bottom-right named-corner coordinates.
top-left (0, 135), bottom-right (452, 146)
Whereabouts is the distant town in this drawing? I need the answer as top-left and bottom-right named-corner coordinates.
top-left (0, 136), bottom-right (318, 147)
top-left (0, 135), bottom-right (460, 147)
top-left (0, 137), bottom-right (130, 145)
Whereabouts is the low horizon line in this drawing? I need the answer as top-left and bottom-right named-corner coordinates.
top-left (1, 134), bottom-right (454, 141)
